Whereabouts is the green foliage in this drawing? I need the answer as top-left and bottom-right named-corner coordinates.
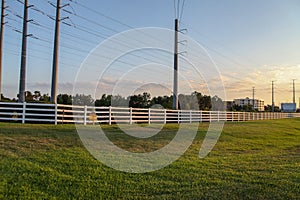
top-left (231, 103), bottom-right (255, 112)
top-left (0, 119), bottom-right (300, 199)
top-left (95, 94), bottom-right (112, 106)
top-left (129, 92), bottom-right (151, 108)
top-left (264, 105), bottom-right (281, 112)
top-left (0, 94), bottom-right (15, 102)
top-left (1, 90), bottom-right (223, 111)
top-left (72, 94), bottom-right (94, 106)
top-left (151, 95), bottom-right (173, 109)
top-left (57, 94), bottom-right (72, 105)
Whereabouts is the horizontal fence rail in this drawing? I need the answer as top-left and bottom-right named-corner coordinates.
top-left (0, 102), bottom-right (299, 125)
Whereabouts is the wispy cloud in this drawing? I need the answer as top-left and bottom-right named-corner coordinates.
top-left (221, 64), bottom-right (300, 104)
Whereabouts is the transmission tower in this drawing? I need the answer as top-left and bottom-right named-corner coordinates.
top-left (18, 0), bottom-right (33, 102)
top-left (293, 79), bottom-right (296, 104)
top-left (272, 81), bottom-right (274, 112)
top-left (173, 18), bottom-right (178, 109)
top-left (50, 0), bottom-right (69, 103)
top-left (0, 0), bottom-right (6, 101)
top-left (252, 87), bottom-right (255, 109)
top-left (173, 0), bottom-right (186, 110)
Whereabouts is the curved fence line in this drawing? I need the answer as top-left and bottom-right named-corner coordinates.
top-left (0, 102), bottom-right (299, 125)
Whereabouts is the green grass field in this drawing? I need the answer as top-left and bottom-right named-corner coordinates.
top-left (0, 119), bottom-right (300, 199)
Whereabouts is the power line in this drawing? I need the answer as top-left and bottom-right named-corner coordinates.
top-left (70, 0), bottom-right (135, 30)
top-left (179, 0), bottom-right (186, 22)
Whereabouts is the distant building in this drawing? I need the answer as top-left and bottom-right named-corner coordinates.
top-left (234, 97), bottom-right (265, 111)
top-left (281, 103), bottom-right (296, 112)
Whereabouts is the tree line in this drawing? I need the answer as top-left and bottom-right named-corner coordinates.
top-left (1, 90), bottom-right (281, 112)
top-left (0, 91), bottom-right (224, 111)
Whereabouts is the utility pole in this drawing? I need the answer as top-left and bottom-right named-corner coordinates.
top-left (173, 18), bottom-right (178, 110)
top-left (0, 0), bottom-right (6, 101)
top-left (50, 0), bottom-right (61, 103)
top-left (272, 81), bottom-right (274, 112)
top-left (252, 87), bottom-right (255, 110)
top-left (18, 0), bottom-right (30, 103)
top-left (292, 79), bottom-right (296, 104)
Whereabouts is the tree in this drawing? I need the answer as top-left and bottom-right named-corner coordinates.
top-left (211, 95), bottom-right (225, 111)
top-left (39, 93), bottom-right (50, 102)
top-left (150, 95), bottom-right (173, 109)
top-left (57, 94), bottom-right (72, 105)
top-left (129, 92), bottom-right (151, 108)
top-left (33, 91), bottom-right (41, 101)
top-left (95, 94), bottom-right (128, 107)
top-left (73, 94), bottom-right (94, 106)
top-left (112, 95), bottom-right (128, 107)
top-left (25, 91), bottom-right (34, 102)
top-left (242, 104), bottom-right (253, 112)
top-left (95, 94), bottom-right (111, 107)
top-left (0, 94), bottom-right (12, 102)
top-left (232, 104), bottom-right (241, 111)
top-left (264, 105), bottom-right (280, 112)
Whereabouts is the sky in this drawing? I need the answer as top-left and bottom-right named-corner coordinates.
top-left (2, 0), bottom-right (300, 107)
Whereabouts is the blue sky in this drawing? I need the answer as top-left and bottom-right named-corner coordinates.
top-left (2, 0), bottom-right (300, 106)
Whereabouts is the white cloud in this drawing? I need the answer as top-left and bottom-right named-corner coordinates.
top-left (221, 64), bottom-right (300, 105)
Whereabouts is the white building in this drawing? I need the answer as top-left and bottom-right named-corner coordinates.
top-left (234, 97), bottom-right (265, 111)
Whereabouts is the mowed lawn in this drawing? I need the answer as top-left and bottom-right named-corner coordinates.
top-left (0, 119), bottom-right (299, 199)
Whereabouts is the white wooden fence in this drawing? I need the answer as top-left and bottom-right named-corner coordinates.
top-left (0, 102), bottom-right (299, 125)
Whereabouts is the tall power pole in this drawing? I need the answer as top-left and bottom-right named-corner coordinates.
top-left (173, 18), bottom-right (178, 110)
top-left (50, 0), bottom-right (61, 103)
top-left (271, 81), bottom-right (274, 112)
top-left (0, 0), bottom-right (5, 101)
top-left (18, 0), bottom-right (29, 103)
top-left (252, 87), bottom-right (255, 109)
top-left (292, 79), bottom-right (296, 104)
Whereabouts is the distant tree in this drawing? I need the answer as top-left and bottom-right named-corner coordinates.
top-left (231, 104), bottom-right (242, 111)
top-left (25, 91), bottom-right (34, 102)
top-left (274, 106), bottom-right (280, 112)
top-left (242, 104), bottom-right (254, 112)
top-left (150, 95), bottom-right (173, 109)
top-left (95, 94), bottom-right (111, 107)
top-left (190, 91), bottom-right (211, 110)
top-left (33, 91), bottom-right (41, 101)
top-left (95, 94), bottom-right (128, 107)
top-left (73, 94), bottom-right (94, 106)
top-left (211, 95), bottom-right (225, 111)
top-left (264, 105), bottom-right (271, 112)
top-left (264, 105), bottom-right (280, 112)
top-left (8, 90), bottom-right (228, 111)
top-left (0, 94), bottom-right (12, 102)
top-left (195, 92), bottom-right (211, 111)
top-left (178, 94), bottom-right (190, 110)
top-left (112, 95), bottom-right (128, 107)
top-left (39, 93), bottom-right (50, 102)
top-left (57, 94), bottom-right (72, 105)
top-left (129, 92), bottom-right (151, 108)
